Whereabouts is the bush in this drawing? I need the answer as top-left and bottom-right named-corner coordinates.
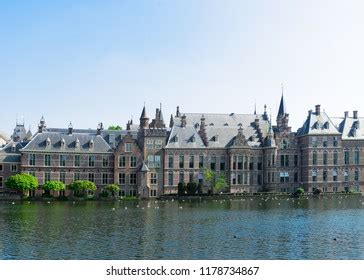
top-left (43, 181), bottom-right (65, 191)
top-left (105, 184), bottom-right (120, 196)
top-left (186, 182), bottom-right (197, 195)
top-left (177, 182), bottom-right (186, 196)
top-left (294, 187), bottom-right (304, 196)
top-left (68, 180), bottom-right (96, 196)
top-left (313, 188), bottom-right (322, 195)
top-left (197, 182), bottom-right (203, 194)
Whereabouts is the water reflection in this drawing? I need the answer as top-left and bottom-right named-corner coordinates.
top-left (0, 195), bottom-right (363, 259)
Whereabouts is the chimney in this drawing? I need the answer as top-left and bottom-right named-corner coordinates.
top-left (68, 122), bottom-right (73, 135)
top-left (344, 111), bottom-right (349, 118)
top-left (315, 105), bottom-right (321, 115)
top-left (181, 115), bottom-right (187, 128)
top-left (176, 106), bottom-right (181, 118)
top-left (353, 111), bottom-right (358, 119)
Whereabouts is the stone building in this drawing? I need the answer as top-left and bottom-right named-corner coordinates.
top-left (0, 95), bottom-right (363, 197)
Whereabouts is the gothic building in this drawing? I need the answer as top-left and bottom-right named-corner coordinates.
top-left (0, 95), bottom-right (363, 198)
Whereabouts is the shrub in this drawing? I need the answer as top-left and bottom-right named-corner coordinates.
top-left (186, 182), bottom-right (198, 195)
top-left (5, 173), bottom-right (38, 194)
top-left (177, 182), bottom-right (186, 196)
top-left (313, 188), bottom-right (322, 195)
top-left (68, 180), bottom-right (96, 195)
top-left (294, 187), bottom-right (304, 196)
top-left (105, 184), bottom-right (120, 196)
top-left (43, 181), bottom-right (65, 191)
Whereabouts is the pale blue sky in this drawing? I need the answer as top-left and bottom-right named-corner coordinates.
top-left (1, 0), bottom-right (364, 134)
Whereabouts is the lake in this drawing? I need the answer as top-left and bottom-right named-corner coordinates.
top-left (0, 195), bottom-right (363, 259)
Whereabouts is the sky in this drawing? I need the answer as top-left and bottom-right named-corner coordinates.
top-left (1, 0), bottom-right (364, 135)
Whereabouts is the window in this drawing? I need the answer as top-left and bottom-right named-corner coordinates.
top-left (11, 165), bottom-right (17, 172)
top-left (280, 172), bottom-right (289, 183)
top-left (237, 156), bottom-right (243, 170)
top-left (168, 172), bottom-right (173, 186)
top-left (312, 137), bottom-right (317, 147)
top-left (344, 170), bottom-right (349, 182)
top-left (168, 155), bottom-right (174, 168)
top-left (125, 143), bottom-right (132, 152)
top-left (334, 151), bottom-right (338, 165)
top-left (60, 155), bottom-right (66, 167)
top-left (0, 176), bottom-right (3, 188)
top-left (102, 173), bottom-right (108, 185)
top-left (250, 157), bottom-right (254, 170)
top-left (150, 173), bottom-right (157, 185)
top-left (74, 172), bottom-right (80, 181)
top-left (333, 169), bottom-right (338, 182)
top-left (179, 172), bottom-right (184, 183)
top-left (323, 170), bottom-right (327, 182)
top-left (355, 169), bottom-right (359, 181)
top-left (155, 139), bottom-right (163, 149)
top-left (119, 173), bottom-right (126, 185)
top-left (210, 156), bottom-right (216, 170)
top-left (0, 164), bottom-right (3, 171)
top-left (150, 189), bottom-right (157, 197)
top-left (88, 155), bottom-right (95, 167)
top-left (45, 154), bottom-right (51, 166)
top-left (354, 150), bottom-right (360, 165)
top-left (130, 173), bottom-right (137, 185)
top-left (233, 156), bottom-right (237, 169)
top-left (179, 155), bottom-right (184, 169)
top-left (130, 156), bottom-right (137, 168)
top-left (88, 173), bottom-right (94, 182)
top-left (344, 150), bottom-right (349, 165)
top-left (312, 152), bottom-right (317, 165)
top-left (102, 156), bottom-right (109, 167)
top-left (74, 155), bottom-right (80, 167)
top-left (29, 154), bottom-right (36, 166)
top-left (323, 151), bottom-right (328, 165)
top-left (146, 139), bottom-right (154, 149)
top-left (312, 169), bottom-right (317, 182)
top-left (220, 156), bottom-right (226, 171)
top-left (333, 136), bottom-right (338, 147)
top-left (44, 172), bottom-right (51, 183)
top-left (189, 172), bottom-right (194, 182)
top-left (60, 172), bottom-right (66, 183)
top-left (237, 173), bottom-right (242, 184)
top-left (199, 155), bottom-right (204, 168)
top-left (282, 139), bottom-right (289, 149)
top-left (147, 155), bottom-right (160, 167)
top-left (119, 156), bottom-right (126, 168)
top-left (232, 173), bottom-right (236, 185)
top-left (294, 172), bottom-right (298, 183)
top-left (280, 155), bottom-right (285, 167)
top-left (189, 155), bottom-right (194, 169)
top-left (294, 155), bottom-right (298, 167)
top-left (258, 157), bottom-right (263, 170)
top-left (323, 136), bottom-right (328, 147)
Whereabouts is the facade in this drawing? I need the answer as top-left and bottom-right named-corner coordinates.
top-left (1, 96), bottom-right (364, 197)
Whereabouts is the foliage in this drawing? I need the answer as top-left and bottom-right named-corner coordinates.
top-left (203, 169), bottom-right (228, 193)
top-left (68, 180), bottom-right (97, 192)
top-left (186, 182), bottom-right (198, 195)
top-left (294, 187), bottom-right (305, 196)
top-left (105, 184), bottom-right (120, 196)
top-left (5, 173), bottom-right (38, 192)
top-left (43, 180), bottom-right (65, 191)
top-left (177, 182), bottom-right (186, 196)
top-left (108, 125), bottom-right (122, 130)
top-left (313, 188), bottom-right (322, 195)
top-left (99, 191), bottom-right (109, 198)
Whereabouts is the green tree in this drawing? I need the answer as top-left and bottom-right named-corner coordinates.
top-left (5, 173), bottom-right (38, 195)
top-left (108, 125), bottom-right (122, 130)
top-left (177, 182), bottom-right (186, 196)
top-left (43, 180), bottom-right (65, 197)
top-left (68, 180), bottom-right (96, 196)
top-left (105, 184), bottom-right (120, 197)
top-left (203, 169), bottom-right (228, 193)
top-left (215, 174), bottom-right (228, 192)
top-left (186, 182), bottom-right (197, 195)
top-left (203, 169), bottom-right (216, 193)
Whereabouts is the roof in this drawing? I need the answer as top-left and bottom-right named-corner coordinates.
top-left (277, 94), bottom-right (286, 117)
top-left (332, 117), bottom-right (364, 140)
top-left (297, 110), bottom-right (340, 136)
top-left (21, 132), bottom-right (113, 153)
top-left (166, 113), bottom-right (270, 148)
top-left (0, 154), bottom-right (21, 163)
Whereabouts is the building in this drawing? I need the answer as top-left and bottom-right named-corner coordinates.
top-left (0, 95), bottom-right (363, 197)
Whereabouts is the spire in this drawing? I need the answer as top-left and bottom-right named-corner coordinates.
top-left (159, 103), bottom-right (164, 123)
top-left (139, 104), bottom-right (149, 129)
top-left (277, 86), bottom-right (286, 118)
top-left (254, 101), bottom-right (257, 115)
top-left (169, 114), bottom-right (174, 128)
top-left (140, 104), bottom-right (147, 119)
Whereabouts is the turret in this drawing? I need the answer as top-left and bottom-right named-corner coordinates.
top-left (139, 105), bottom-right (149, 129)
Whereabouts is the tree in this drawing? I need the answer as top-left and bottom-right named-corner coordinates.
top-left (68, 180), bottom-right (96, 196)
top-left (203, 169), bottom-right (228, 193)
top-left (177, 182), bottom-right (186, 196)
top-left (105, 184), bottom-right (120, 197)
top-left (294, 187), bottom-right (304, 196)
top-left (313, 188), bottom-right (322, 195)
top-left (204, 169), bottom-right (216, 193)
top-left (215, 174), bottom-right (228, 192)
top-left (108, 125), bottom-right (122, 130)
top-left (186, 182), bottom-right (197, 195)
top-left (43, 181), bottom-right (65, 197)
top-left (5, 173), bottom-right (38, 195)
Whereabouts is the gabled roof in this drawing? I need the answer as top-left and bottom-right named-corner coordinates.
top-left (297, 110), bottom-right (340, 136)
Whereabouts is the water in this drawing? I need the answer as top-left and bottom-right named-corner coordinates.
top-left (0, 195), bottom-right (363, 260)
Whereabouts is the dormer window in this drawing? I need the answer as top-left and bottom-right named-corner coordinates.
top-left (194, 123), bottom-right (200, 129)
top-left (60, 138), bottom-right (65, 149)
top-left (211, 135), bottom-right (219, 142)
top-left (224, 123), bottom-right (229, 126)
top-left (248, 136), bottom-right (254, 141)
top-left (324, 122), bottom-right (330, 129)
top-left (174, 135), bottom-right (179, 142)
top-left (45, 137), bottom-right (51, 148)
top-left (190, 134), bottom-right (196, 143)
top-left (89, 139), bottom-right (94, 149)
top-left (354, 121), bottom-right (360, 130)
top-left (238, 123), bottom-right (242, 127)
top-left (11, 143), bottom-right (16, 152)
top-left (75, 138), bottom-right (80, 149)
top-left (209, 123), bottom-right (214, 126)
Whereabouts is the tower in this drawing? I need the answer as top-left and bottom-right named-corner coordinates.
top-left (139, 105), bottom-right (149, 129)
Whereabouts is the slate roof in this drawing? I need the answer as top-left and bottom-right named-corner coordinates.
top-left (331, 117), bottom-right (364, 140)
top-left (277, 94), bottom-right (287, 117)
top-left (297, 110), bottom-right (340, 136)
top-left (21, 132), bottom-right (113, 153)
top-left (166, 113), bottom-right (270, 148)
top-left (0, 154), bottom-right (21, 163)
